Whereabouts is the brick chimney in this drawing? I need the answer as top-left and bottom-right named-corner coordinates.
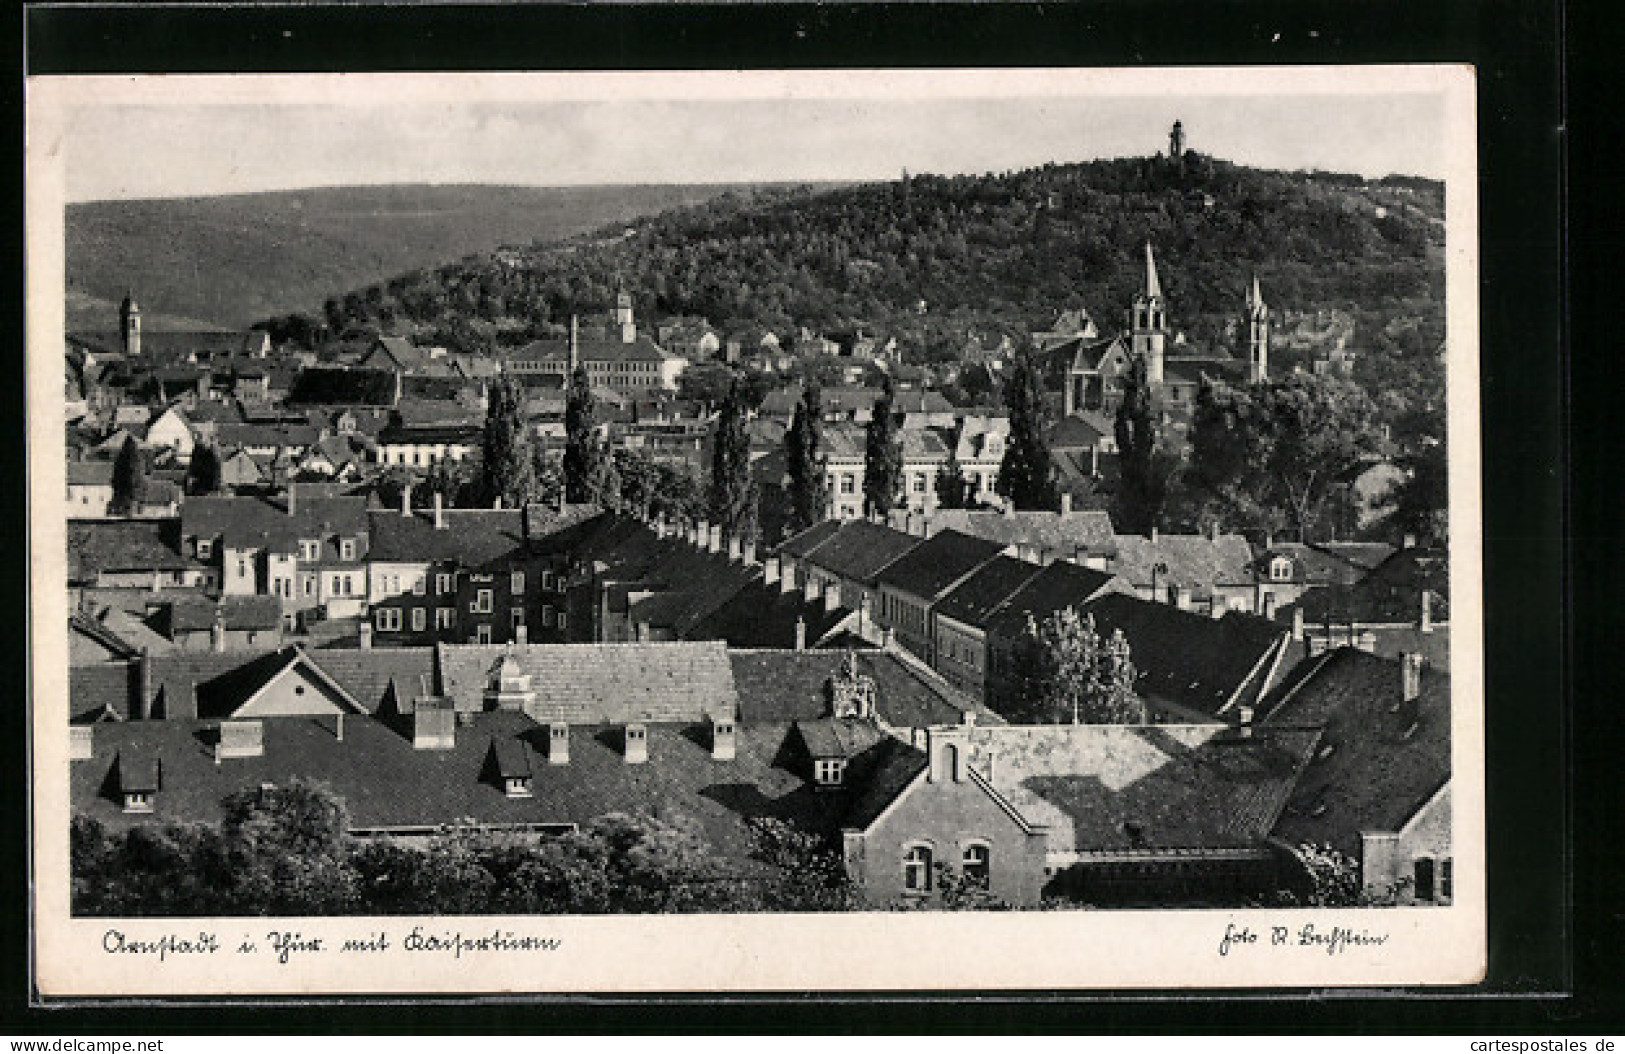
top-left (780, 561), bottom-right (797, 594)
top-left (710, 714), bottom-right (736, 761)
top-left (763, 556), bottom-right (781, 587)
top-left (210, 609), bottom-right (226, 653)
top-left (515, 623), bottom-right (528, 645)
top-left (1291, 606), bottom-right (1305, 641)
top-left (400, 483), bottom-right (411, 517)
top-left (1060, 492), bottom-right (1073, 516)
top-left (547, 722), bottom-right (569, 765)
top-left (1210, 520), bottom-right (1221, 542)
top-left (742, 540), bottom-right (757, 566)
top-left (137, 648), bottom-right (153, 720)
top-left (824, 582), bottom-right (841, 613)
top-left (433, 492), bottom-right (445, 530)
top-left (794, 615), bottom-right (806, 652)
top-left (413, 705), bottom-right (456, 750)
top-left (287, 481), bottom-right (297, 517)
top-left (359, 621), bottom-right (373, 650)
top-left (70, 726), bottom-right (94, 761)
top-left (1237, 705), bottom-right (1255, 738)
top-left (803, 576), bottom-right (821, 605)
top-left (217, 719), bottom-right (265, 759)
top-left (925, 727), bottom-right (968, 783)
top-left (1420, 590), bottom-right (1434, 633)
top-left (623, 723), bottom-right (648, 765)
top-left (728, 535), bottom-right (743, 562)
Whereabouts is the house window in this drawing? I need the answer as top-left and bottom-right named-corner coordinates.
top-left (476, 624), bottom-right (493, 645)
top-left (340, 539), bottom-right (357, 561)
top-left (436, 607), bottom-right (454, 630)
top-left (542, 605), bottom-right (554, 628)
top-left (196, 539), bottom-right (212, 560)
top-left (300, 540), bottom-right (319, 561)
top-left (903, 844), bottom-right (933, 894)
top-left (122, 792), bottom-right (152, 814)
top-left (472, 589), bottom-right (494, 614)
top-left (512, 607), bottom-right (525, 629)
top-left (511, 571), bottom-right (526, 594)
top-left (557, 612), bottom-right (567, 631)
top-left (1270, 557), bottom-right (1293, 582)
top-left (412, 577), bottom-right (426, 596)
top-left (237, 559), bottom-right (248, 579)
top-left (541, 570), bottom-right (554, 591)
top-left (303, 577), bottom-right (315, 597)
top-left (840, 474), bottom-right (855, 495)
top-left (412, 608), bottom-right (426, 632)
top-left (437, 573), bottom-right (453, 595)
top-left (962, 843), bottom-right (991, 889)
top-left (814, 758), bottom-right (846, 786)
top-left (376, 608), bottom-right (401, 631)
top-left (912, 473), bottom-right (927, 493)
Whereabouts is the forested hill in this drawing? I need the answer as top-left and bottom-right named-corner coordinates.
top-left (66, 182), bottom-right (807, 331)
top-left (297, 154), bottom-right (1445, 368)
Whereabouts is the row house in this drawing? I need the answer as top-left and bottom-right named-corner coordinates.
top-left (889, 500), bottom-right (1117, 568)
top-left (873, 529), bottom-right (1009, 665)
top-left (820, 418), bottom-right (1007, 520)
top-left (373, 421), bottom-right (480, 468)
top-left (1109, 528), bottom-right (1260, 614)
top-left (776, 518), bottom-right (925, 620)
top-left (180, 489), bottom-right (371, 626)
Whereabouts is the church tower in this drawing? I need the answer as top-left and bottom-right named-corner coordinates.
top-left (119, 291), bottom-right (141, 357)
top-left (1130, 242), bottom-right (1168, 385)
top-left (1245, 274), bottom-right (1270, 383)
top-left (1168, 120), bottom-right (1185, 160)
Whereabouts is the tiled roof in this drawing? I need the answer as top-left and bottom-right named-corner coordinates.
top-left (214, 423), bottom-right (321, 449)
top-left (510, 335), bottom-right (677, 364)
top-left (775, 520), bottom-right (845, 560)
top-left (956, 723), bottom-right (1321, 853)
top-left (1266, 648), bottom-right (1451, 856)
top-left (165, 594), bottom-right (283, 632)
top-left (686, 578), bottom-right (853, 649)
top-left (1110, 533), bottom-right (1256, 593)
top-left (1312, 542), bottom-right (1398, 572)
top-left (182, 494), bottom-right (368, 555)
top-left (795, 716), bottom-right (889, 760)
top-left (67, 520), bottom-right (193, 580)
top-left (71, 713), bottom-right (850, 869)
top-left (66, 460), bottom-right (115, 487)
top-left (366, 509), bottom-right (525, 567)
top-left (909, 509), bottom-right (1118, 558)
top-left (1049, 413), bottom-right (1114, 450)
top-left (982, 561), bottom-right (1125, 640)
top-left (840, 737), bottom-right (930, 831)
top-left (933, 555), bottom-right (1046, 628)
top-left (1080, 592), bottom-right (1288, 718)
top-left (286, 368), bottom-right (398, 407)
top-left (435, 641), bottom-right (738, 724)
top-left (799, 520), bottom-right (925, 585)
top-left (69, 662), bottom-right (138, 723)
top-left (874, 529), bottom-right (1005, 600)
top-left (728, 649), bottom-right (993, 729)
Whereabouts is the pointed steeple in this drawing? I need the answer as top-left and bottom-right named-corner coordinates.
top-left (1247, 273), bottom-right (1265, 314)
top-left (1143, 242), bottom-right (1163, 301)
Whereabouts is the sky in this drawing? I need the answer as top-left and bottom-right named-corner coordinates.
top-left (50, 73), bottom-right (1454, 202)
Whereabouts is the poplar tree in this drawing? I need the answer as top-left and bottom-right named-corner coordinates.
top-left (563, 365), bottom-right (602, 505)
top-left (709, 377), bottom-right (758, 541)
top-left (111, 435), bottom-right (148, 514)
top-left (480, 377), bottom-right (538, 506)
top-left (784, 381), bottom-right (829, 534)
top-left (187, 443), bottom-right (222, 496)
top-left (863, 375), bottom-right (903, 516)
top-left (1113, 352), bottom-right (1169, 534)
top-left (996, 353), bottom-right (1059, 510)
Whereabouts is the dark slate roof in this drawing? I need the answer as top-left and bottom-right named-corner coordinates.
top-left (181, 495), bottom-right (368, 555)
top-left (841, 737), bottom-right (930, 831)
top-left (366, 509), bottom-right (526, 567)
top-left (435, 641), bottom-right (739, 724)
top-left (774, 520), bottom-right (845, 560)
top-left (69, 662), bottom-right (139, 723)
top-left (1285, 547), bottom-right (1449, 627)
top-left (286, 368), bottom-right (398, 407)
top-left (799, 520), bottom-right (926, 584)
top-left (728, 649), bottom-right (994, 729)
top-left (1267, 648), bottom-right (1451, 856)
top-left (957, 723), bottom-right (1321, 853)
top-left (933, 555), bottom-right (1046, 628)
top-left (874, 529), bottom-right (1004, 600)
top-left (982, 560), bottom-right (1124, 640)
top-left (686, 578), bottom-right (852, 650)
top-left (66, 460), bottom-right (115, 487)
top-left (214, 423), bottom-right (322, 449)
top-left (1313, 542), bottom-right (1398, 573)
top-left (795, 716), bottom-right (888, 760)
top-left (71, 713), bottom-right (852, 868)
top-left (510, 334), bottom-right (678, 364)
top-left (67, 520), bottom-right (193, 580)
top-left (1077, 593), bottom-right (1288, 718)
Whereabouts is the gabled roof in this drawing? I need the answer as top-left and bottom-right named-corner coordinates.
top-left (775, 520), bottom-right (845, 560)
top-left (286, 368), bottom-right (398, 407)
top-left (1266, 648), bottom-right (1451, 856)
top-left (67, 520), bottom-right (193, 580)
top-left (686, 578), bottom-right (853, 649)
top-left (1080, 592), bottom-right (1289, 718)
top-left (840, 737), bottom-right (930, 831)
top-left (795, 716), bottom-right (888, 760)
top-left (982, 560), bottom-right (1124, 640)
top-left (165, 594), bottom-right (283, 633)
top-left (366, 509), bottom-right (525, 567)
top-left (933, 555), bottom-right (1046, 629)
top-left (1110, 532), bottom-right (1256, 592)
top-left (509, 334), bottom-right (678, 364)
top-left (955, 722), bottom-right (1321, 853)
top-left (66, 460), bottom-right (115, 487)
top-left (798, 520), bottom-right (925, 585)
top-left (728, 649), bottom-right (994, 728)
top-left (435, 641), bottom-right (739, 724)
top-left (874, 529), bottom-right (1005, 600)
top-left (910, 509), bottom-right (1118, 558)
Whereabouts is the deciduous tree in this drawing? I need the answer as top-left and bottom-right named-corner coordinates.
top-left (1011, 607), bottom-right (1145, 725)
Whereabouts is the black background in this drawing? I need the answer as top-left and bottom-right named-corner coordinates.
top-left (10, 0), bottom-right (1597, 1033)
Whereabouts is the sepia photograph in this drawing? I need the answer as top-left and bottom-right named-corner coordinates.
top-left (27, 66), bottom-right (1483, 995)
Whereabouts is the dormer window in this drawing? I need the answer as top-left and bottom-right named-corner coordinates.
top-left (196, 538), bottom-right (213, 560)
top-left (1269, 557), bottom-right (1293, 582)
top-left (340, 539), bottom-right (357, 561)
top-left (814, 758), bottom-right (847, 786)
top-left (299, 539), bottom-right (320, 562)
top-left (122, 791), bottom-right (152, 814)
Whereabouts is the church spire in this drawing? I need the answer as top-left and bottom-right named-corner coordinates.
top-left (1130, 242), bottom-right (1168, 386)
top-left (1245, 274), bottom-right (1269, 384)
top-left (1143, 241), bottom-right (1163, 301)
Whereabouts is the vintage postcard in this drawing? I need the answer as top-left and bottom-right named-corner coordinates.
top-left (28, 66), bottom-right (1483, 996)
